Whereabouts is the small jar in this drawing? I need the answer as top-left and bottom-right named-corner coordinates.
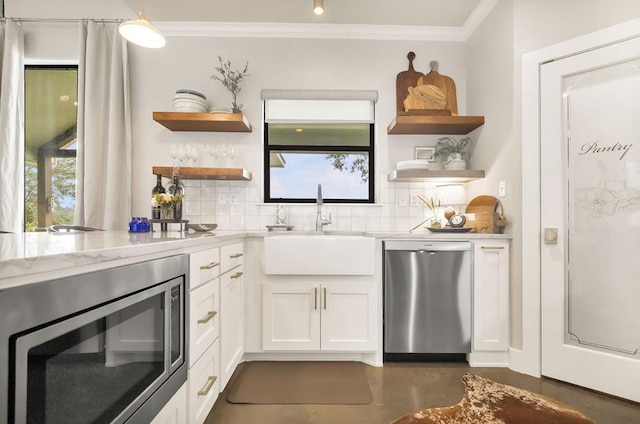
top-left (129, 217), bottom-right (151, 233)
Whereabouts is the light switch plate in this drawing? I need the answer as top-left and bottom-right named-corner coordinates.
top-left (499, 181), bottom-right (506, 197)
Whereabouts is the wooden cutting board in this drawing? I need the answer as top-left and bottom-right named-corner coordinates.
top-left (417, 71), bottom-right (458, 115)
top-left (395, 51), bottom-right (424, 114)
top-left (465, 195), bottom-right (507, 234)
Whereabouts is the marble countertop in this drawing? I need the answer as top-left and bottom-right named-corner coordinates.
top-left (0, 229), bottom-right (511, 289)
top-left (0, 230), bottom-right (246, 289)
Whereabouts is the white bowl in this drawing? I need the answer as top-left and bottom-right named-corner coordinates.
top-left (175, 89), bottom-right (206, 100)
top-left (173, 93), bottom-right (208, 103)
top-left (396, 159), bottom-right (430, 171)
top-left (175, 106), bottom-right (207, 113)
top-left (172, 97), bottom-right (208, 106)
top-left (209, 107), bottom-right (234, 113)
top-left (173, 100), bottom-right (208, 112)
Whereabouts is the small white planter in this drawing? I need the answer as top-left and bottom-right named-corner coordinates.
top-left (445, 159), bottom-right (467, 170)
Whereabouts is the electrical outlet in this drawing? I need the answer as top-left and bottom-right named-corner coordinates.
top-left (410, 195), bottom-right (419, 206)
top-left (499, 181), bottom-right (506, 198)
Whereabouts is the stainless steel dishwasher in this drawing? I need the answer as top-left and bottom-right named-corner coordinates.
top-left (383, 240), bottom-right (472, 361)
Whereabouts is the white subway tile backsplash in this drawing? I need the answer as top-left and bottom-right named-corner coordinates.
top-left (182, 175), bottom-right (448, 233)
top-left (201, 201), bottom-right (216, 216)
top-left (245, 187), bottom-right (260, 202)
top-left (245, 215), bottom-right (260, 230)
top-left (366, 217), bottom-right (381, 232)
top-left (185, 200), bottom-right (201, 216)
top-left (351, 217), bottom-right (366, 232)
top-left (217, 205), bottom-right (231, 216)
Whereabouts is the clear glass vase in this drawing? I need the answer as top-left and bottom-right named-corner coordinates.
top-left (160, 206), bottom-right (174, 220)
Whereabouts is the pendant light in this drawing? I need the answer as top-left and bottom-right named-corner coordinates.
top-left (119, 0), bottom-right (166, 48)
top-left (313, 0), bottom-right (324, 15)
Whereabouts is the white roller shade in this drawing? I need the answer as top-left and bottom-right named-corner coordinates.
top-left (262, 89), bottom-right (377, 123)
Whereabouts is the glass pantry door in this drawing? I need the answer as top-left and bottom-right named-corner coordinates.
top-left (541, 34), bottom-right (640, 402)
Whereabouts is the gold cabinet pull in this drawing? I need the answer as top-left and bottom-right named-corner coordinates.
top-left (197, 310), bottom-right (217, 324)
top-left (481, 246), bottom-right (505, 250)
top-left (230, 271), bottom-right (243, 279)
top-left (200, 261), bottom-right (220, 270)
top-left (230, 253), bottom-right (243, 259)
top-left (323, 287), bottom-right (327, 310)
top-left (197, 376), bottom-right (217, 396)
top-left (314, 287), bottom-right (318, 310)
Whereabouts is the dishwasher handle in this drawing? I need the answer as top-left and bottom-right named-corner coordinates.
top-left (384, 240), bottom-right (471, 252)
top-left (417, 249), bottom-right (437, 255)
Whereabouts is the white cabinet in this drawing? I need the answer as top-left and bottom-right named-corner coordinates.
top-left (219, 242), bottom-right (244, 390)
top-left (473, 240), bottom-right (510, 352)
top-left (187, 340), bottom-right (220, 424)
top-left (186, 244), bottom-right (222, 424)
top-left (150, 383), bottom-right (187, 424)
top-left (262, 282), bottom-right (376, 352)
top-left (189, 278), bottom-right (220, 367)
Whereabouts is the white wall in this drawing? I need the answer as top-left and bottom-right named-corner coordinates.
top-left (466, 0), bottom-right (640, 374)
top-left (129, 36), bottom-right (468, 231)
top-left (465, 0), bottom-right (520, 346)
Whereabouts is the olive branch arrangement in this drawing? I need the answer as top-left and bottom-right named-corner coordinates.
top-left (210, 56), bottom-right (249, 113)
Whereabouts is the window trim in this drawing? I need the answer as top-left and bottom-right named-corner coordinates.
top-left (263, 121), bottom-right (375, 204)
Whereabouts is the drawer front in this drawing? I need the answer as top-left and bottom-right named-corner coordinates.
top-left (188, 339), bottom-right (220, 424)
top-left (221, 242), bottom-right (244, 274)
top-left (190, 247), bottom-right (221, 290)
top-left (189, 280), bottom-right (220, 367)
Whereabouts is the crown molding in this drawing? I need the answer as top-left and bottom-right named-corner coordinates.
top-left (155, 0), bottom-right (498, 42)
top-left (461, 0), bottom-right (500, 40)
top-left (155, 21), bottom-right (467, 42)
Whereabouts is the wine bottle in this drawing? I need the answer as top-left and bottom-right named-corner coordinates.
top-left (151, 174), bottom-right (165, 219)
top-left (167, 172), bottom-right (185, 220)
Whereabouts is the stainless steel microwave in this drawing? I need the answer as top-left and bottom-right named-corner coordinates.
top-left (0, 254), bottom-right (189, 424)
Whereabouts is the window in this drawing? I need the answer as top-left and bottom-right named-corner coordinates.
top-left (263, 92), bottom-right (377, 203)
top-left (24, 66), bottom-right (78, 231)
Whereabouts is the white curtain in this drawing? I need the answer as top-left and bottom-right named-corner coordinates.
top-left (76, 20), bottom-right (131, 231)
top-left (0, 21), bottom-right (24, 233)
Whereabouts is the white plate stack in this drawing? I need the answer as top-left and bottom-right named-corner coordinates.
top-left (173, 89), bottom-right (208, 112)
top-left (396, 159), bottom-right (430, 171)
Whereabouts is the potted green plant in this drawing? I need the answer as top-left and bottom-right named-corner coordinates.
top-left (434, 136), bottom-right (471, 170)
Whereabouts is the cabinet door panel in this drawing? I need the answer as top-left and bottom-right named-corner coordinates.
top-left (262, 283), bottom-right (320, 351)
top-left (190, 247), bottom-right (221, 290)
top-left (473, 241), bottom-right (509, 351)
top-left (189, 280), bottom-right (219, 367)
top-left (221, 242), bottom-right (244, 273)
top-left (188, 340), bottom-right (220, 424)
top-left (321, 283), bottom-right (376, 351)
top-left (220, 267), bottom-right (244, 390)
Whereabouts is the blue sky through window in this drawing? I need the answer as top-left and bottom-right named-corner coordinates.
top-left (270, 152), bottom-right (368, 200)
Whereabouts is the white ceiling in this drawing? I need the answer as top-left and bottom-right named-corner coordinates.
top-left (129, 0), bottom-right (484, 27)
top-left (7, 0), bottom-right (487, 28)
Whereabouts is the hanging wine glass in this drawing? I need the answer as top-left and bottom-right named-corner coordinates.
top-left (204, 142), bottom-right (220, 167)
top-left (219, 143), bottom-right (229, 167)
top-left (169, 144), bottom-right (180, 167)
top-left (226, 143), bottom-right (237, 167)
top-left (184, 144), bottom-right (197, 167)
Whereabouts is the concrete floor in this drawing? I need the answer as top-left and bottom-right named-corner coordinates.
top-left (205, 362), bottom-right (640, 424)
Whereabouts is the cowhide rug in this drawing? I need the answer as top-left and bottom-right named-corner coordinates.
top-left (392, 373), bottom-right (594, 424)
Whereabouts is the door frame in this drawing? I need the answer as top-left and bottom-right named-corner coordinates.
top-left (518, 17), bottom-right (640, 378)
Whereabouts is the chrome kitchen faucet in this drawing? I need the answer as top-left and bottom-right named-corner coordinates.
top-left (315, 184), bottom-right (332, 231)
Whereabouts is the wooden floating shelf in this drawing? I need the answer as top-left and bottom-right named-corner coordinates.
top-left (387, 115), bottom-right (485, 135)
top-left (153, 166), bottom-right (252, 181)
top-left (152, 112), bottom-right (252, 132)
top-left (388, 169), bottom-right (485, 183)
